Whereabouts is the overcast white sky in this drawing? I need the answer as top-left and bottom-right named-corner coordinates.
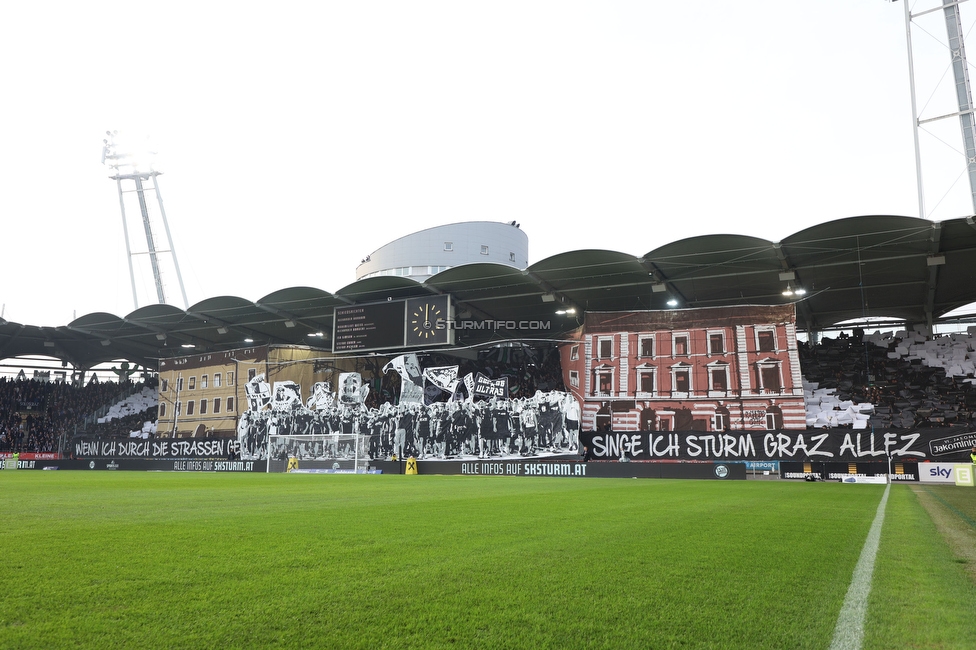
top-left (1, 1), bottom-right (974, 327)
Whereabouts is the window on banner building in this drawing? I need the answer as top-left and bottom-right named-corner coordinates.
top-left (709, 365), bottom-right (729, 393)
top-left (593, 368), bottom-right (613, 397)
top-left (757, 329), bottom-right (776, 352)
top-left (639, 335), bottom-right (654, 358)
top-left (673, 334), bottom-right (689, 357)
top-left (214, 373), bottom-right (221, 388)
top-left (758, 363), bottom-right (782, 393)
top-left (598, 337), bottom-right (613, 359)
top-left (213, 398), bottom-right (221, 414)
top-left (708, 332), bottom-right (725, 355)
top-left (714, 405), bottom-right (731, 431)
top-left (672, 367), bottom-right (690, 395)
top-left (227, 396), bottom-right (235, 412)
top-left (636, 366), bottom-right (655, 396)
top-left (765, 405), bottom-right (784, 430)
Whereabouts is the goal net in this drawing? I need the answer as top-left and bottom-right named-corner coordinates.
top-left (266, 434), bottom-right (375, 473)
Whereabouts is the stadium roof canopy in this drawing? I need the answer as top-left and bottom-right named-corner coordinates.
top-left (3, 215), bottom-right (976, 371)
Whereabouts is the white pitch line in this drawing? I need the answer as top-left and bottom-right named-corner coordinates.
top-left (828, 483), bottom-right (891, 650)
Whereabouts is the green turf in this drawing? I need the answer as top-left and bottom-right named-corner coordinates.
top-left (0, 473), bottom-right (972, 649)
top-left (865, 484), bottom-right (976, 650)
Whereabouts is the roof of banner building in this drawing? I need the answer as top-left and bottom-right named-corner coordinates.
top-left (3, 215), bottom-right (976, 371)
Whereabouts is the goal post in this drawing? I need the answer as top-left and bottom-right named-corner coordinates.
top-left (266, 434), bottom-right (376, 473)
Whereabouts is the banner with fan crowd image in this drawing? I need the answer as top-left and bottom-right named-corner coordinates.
top-left (234, 353), bottom-right (581, 463)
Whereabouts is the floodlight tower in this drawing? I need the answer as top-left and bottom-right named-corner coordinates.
top-left (101, 131), bottom-right (189, 310)
top-left (898, 0), bottom-right (976, 218)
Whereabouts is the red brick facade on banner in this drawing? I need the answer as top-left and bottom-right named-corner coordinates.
top-left (560, 305), bottom-right (805, 432)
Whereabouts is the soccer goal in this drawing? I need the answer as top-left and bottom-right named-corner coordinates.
top-left (266, 434), bottom-right (374, 473)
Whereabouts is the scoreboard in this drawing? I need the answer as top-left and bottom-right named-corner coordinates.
top-left (332, 295), bottom-right (452, 353)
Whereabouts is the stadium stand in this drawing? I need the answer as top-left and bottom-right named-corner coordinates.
top-left (0, 378), bottom-right (141, 453)
top-left (800, 328), bottom-right (976, 431)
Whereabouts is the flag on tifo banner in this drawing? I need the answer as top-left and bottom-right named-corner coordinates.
top-left (383, 353), bottom-right (424, 404)
top-left (472, 372), bottom-right (508, 400)
top-left (383, 355), bottom-right (406, 377)
top-left (306, 382), bottom-right (333, 410)
top-left (423, 366), bottom-right (459, 393)
top-left (424, 383), bottom-right (444, 404)
top-left (422, 365), bottom-right (459, 404)
top-left (399, 381), bottom-right (424, 404)
top-left (338, 372), bottom-right (368, 405)
top-left (271, 381), bottom-right (302, 411)
top-left (245, 374), bottom-right (272, 411)
top-left (462, 373), bottom-right (476, 401)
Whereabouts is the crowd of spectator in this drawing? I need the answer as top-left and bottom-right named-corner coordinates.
top-left (0, 377), bottom-right (142, 453)
top-left (799, 328), bottom-right (976, 430)
top-left (83, 407), bottom-right (159, 438)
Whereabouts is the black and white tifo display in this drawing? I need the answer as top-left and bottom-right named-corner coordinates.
top-left (237, 353), bottom-right (582, 472)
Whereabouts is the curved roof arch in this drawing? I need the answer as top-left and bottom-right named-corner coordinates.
top-left (779, 215), bottom-right (943, 327)
top-left (643, 234), bottom-right (783, 309)
top-left (4, 214), bottom-right (976, 370)
top-left (527, 250), bottom-right (651, 312)
top-left (334, 276), bottom-right (436, 303)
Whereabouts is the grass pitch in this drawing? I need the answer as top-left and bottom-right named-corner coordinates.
top-left (0, 472), bottom-right (974, 649)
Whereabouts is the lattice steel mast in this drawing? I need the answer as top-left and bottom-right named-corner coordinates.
top-left (901, 0), bottom-right (976, 216)
top-left (101, 131), bottom-right (189, 310)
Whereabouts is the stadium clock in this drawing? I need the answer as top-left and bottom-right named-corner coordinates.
top-left (406, 296), bottom-right (450, 346)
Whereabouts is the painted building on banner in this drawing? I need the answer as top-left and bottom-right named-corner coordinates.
top-left (156, 345), bottom-right (369, 438)
top-left (559, 305), bottom-right (805, 432)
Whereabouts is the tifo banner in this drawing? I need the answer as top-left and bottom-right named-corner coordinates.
top-left (581, 429), bottom-right (975, 463)
top-left (72, 437), bottom-right (239, 460)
